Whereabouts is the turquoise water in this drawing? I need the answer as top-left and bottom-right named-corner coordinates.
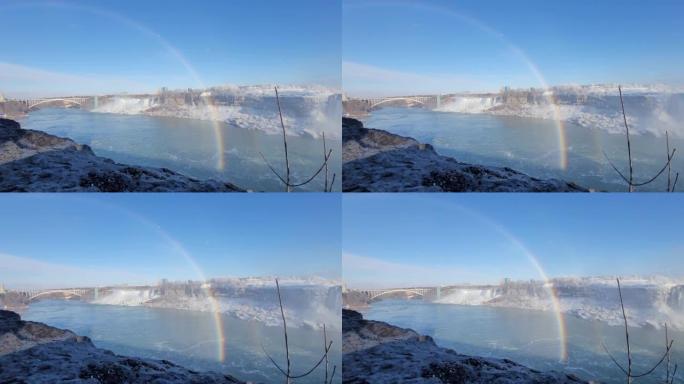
top-left (363, 108), bottom-right (684, 192)
top-left (23, 301), bottom-right (341, 384)
top-left (20, 109), bottom-right (341, 192)
top-left (362, 300), bottom-right (683, 383)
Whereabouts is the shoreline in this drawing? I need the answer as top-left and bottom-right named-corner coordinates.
top-left (0, 118), bottom-right (245, 192)
top-left (342, 308), bottom-right (587, 383)
top-left (0, 310), bottom-right (246, 383)
top-left (342, 117), bottom-right (588, 192)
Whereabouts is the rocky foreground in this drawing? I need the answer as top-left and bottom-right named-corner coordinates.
top-left (0, 118), bottom-right (243, 192)
top-left (342, 309), bottom-right (588, 384)
top-left (342, 117), bottom-right (588, 192)
top-left (0, 310), bottom-right (244, 383)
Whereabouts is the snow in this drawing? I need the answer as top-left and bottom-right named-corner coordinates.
top-left (91, 276), bottom-right (342, 331)
top-left (92, 85), bottom-right (342, 139)
top-left (435, 84), bottom-right (684, 138)
top-left (436, 275), bottom-right (684, 330)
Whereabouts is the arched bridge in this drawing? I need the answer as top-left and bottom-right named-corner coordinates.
top-left (25, 97), bottom-right (90, 110)
top-left (362, 286), bottom-right (441, 301)
top-left (366, 95), bottom-right (441, 110)
top-left (2, 96), bottom-right (97, 113)
top-left (11, 287), bottom-right (97, 302)
top-left (342, 94), bottom-right (442, 116)
top-left (27, 288), bottom-right (89, 301)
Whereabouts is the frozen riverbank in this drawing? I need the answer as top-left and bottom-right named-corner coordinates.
top-left (342, 117), bottom-right (588, 192)
top-left (0, 118), bottom-right (244, 192)
top-left (89, 277), bottom-right (341, 331)
top-left (92, 85), bottom-right (342, 139)
top-left (436, 84), bottom-right (684, 138)
top-left (0, 310), bottom-right (244, 383)
top-left (342, 309), bottom-right (587, 383)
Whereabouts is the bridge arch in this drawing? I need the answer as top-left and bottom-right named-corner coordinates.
top-left (28, 289), bottom-right (83, 302)
top-left (367, 288), bottom-right (430, 301)
top-left (28, 98), bottom-right (83, 110)
top-left (369, 97), bottom-right (426, 109)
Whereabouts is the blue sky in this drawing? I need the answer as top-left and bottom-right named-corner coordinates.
top-left (343, 0), bottom-right (684, 96)
top-left (0, 194), bottom-right (341, 289)
top-left (343, 194), bottom-right (684, 288)
top-left (0, 0), bottom-right (340, 98)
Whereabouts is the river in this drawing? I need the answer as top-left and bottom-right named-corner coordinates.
top-left (362, 108), bottom-right (684, 192)
top-left (23, 301), bottom-right (342, 384)
top-left (362, 300), bottom-right (683, 383)
top-left (19, 109), bottom-right (341, 192)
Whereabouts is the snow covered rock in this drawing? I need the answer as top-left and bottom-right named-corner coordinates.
top-left (342, 309), bottom-right (588, 383)
top-left (342, 117), bottom-right (588, 192)
top-left (0, 118), bottom-right (244, 192)
top-left (0, 310), bottom-right (245, 383)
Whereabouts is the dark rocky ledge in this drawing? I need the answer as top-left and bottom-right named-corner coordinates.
top-left (0, 310), bottom-right (244, 383)
top-left (342, 309), bottom-right (589, 383)
top-left (342, 117), bottom-right (588, 192)
top-left (0, 118), bottom-right (244, 192)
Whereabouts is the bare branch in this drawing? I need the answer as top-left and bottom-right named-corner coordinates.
top-left (323, 132), bottom-right (329, 192)
top-left (617, 278), bottom-right (632, 381)
top-left (673, 173), bottom-right (680, 193)
top-left (263, 278), bottom-right (337, 382)
top-left (603, 151), bottom-right (632, 186)
top-left (275, 87), bottom-right (291, 192)
top-left (604, 148), bottom-right (677, 189)
top-left (329, 173), bottom-right (336, 193)
top-left (276, 279), bottom-right (291, 382)
top-left (329, 365), bottom-right (337, 384)
top-left (324, 324), bottom-right (329, 384)
top-left (601, 342), bottom-right (629, 375)
top-left (628, 149), bottom-right (676, 187)
top-left (671, 364), bottom-right (678, 384)
top-left (259, 152), bottom-right (288, 185)
top-left (667, 131), bottom-right (672, 191)
top-left (285, 149), bottom-right (333, 188)
top-left (262, 87), bottom-right (334, 191)
top-left (619, 86), bottom-right (634, 191)
top-left (629, 340), bottom-right (672, 378)
top-left (604, 86), bottom-right (679, 192)
top-left (667, 323), bottom-right (672, 382)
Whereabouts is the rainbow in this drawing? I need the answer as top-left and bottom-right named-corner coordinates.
top-left (1, 1), bottom-right (228, 171)
top-left (426, 197), bottom-right (569, 363)
top-left (348, 1), bottom-right (570, 170)
top-left (75, 197), bottom-right (228, 363)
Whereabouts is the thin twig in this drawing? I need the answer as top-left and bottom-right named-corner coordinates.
top-left (262, 87), bottom-right (334, 191)
top-left (667, 323), bottom-right (671, 382)
top-left (324, 324), bottom-right (329, 384)
top-left (276, 279), bottom-right (291, 383)
top-left (619, 86), bottom-right (634, 192)
top-left (617, 278), bottom-right (632, 382)
top-left (329, 365), bottom-right (337, 384)
top-left (262, 341), bottom-right (333, 379)
top-left (673, 173), bottom-right (680, 192)
top-left (323, 132), bottom-right (329, 192)
top-left (602, 342), bottom-right (628, 375)
top-left (671, 364), bottom-right (678, 384)
top-left (604, 149), bottom-right (676, 188)
top-left (628, 340), bottom-right (672, 378)
top-left (667, 131), bottom-right (672, 191)
top-left (329, 173), bottom-right (336, 193)
top-left (275, 87), bottom-right (291, 192)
